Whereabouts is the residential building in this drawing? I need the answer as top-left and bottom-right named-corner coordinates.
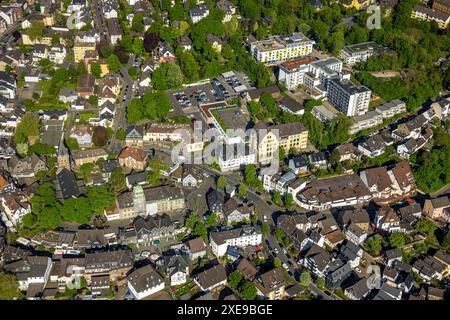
top-left (69, 124), bottom-right (93, 147)
top-left (125, 125), bottom-right (144, 147)
top-left (194, 264), bottom-right (227, 292)
top-left (327, 78), bottom-right (371, 117)
top-left (339, 41), bottom-right (390, 65)
top-left (311, 104), bottom-right (337, 123)
top-left (7, 154), bottom-right (46, 179)
top-left (375, 99), bottom-right (406, 118)
top-left (357, 134), bottom-right (386, 158)
top-left (250, 33), bottom-right (314, 65)
top-left (84, 249), bottom-right (133, 280)
top-left (216, 142), bottom-right (256, 172)
top-left (254, 267), bottom-right (287, 300)
top-left (77, 74), bottom-right (95, 98)
top-left (433, 0), bottom-right (450, 14)
top-left (133, 214), bottom-right (181, 246)
top-left (190, 3), bottom-right (209, 24)
top-left (295, 174), bottom-right (372, 210)
top-left (301, 243), bottom-right (332, 278)
top-left (349, 110), bottom-right (383, 134)
top-left (344, 277), bottom-right (371, 300)
top-left (277, 56), bottom-right (318, 91)
top-left (254, 122), bottom-right (309, 164)
top-left (215, 0), bottom-right (236, 22)
top-left (71, 149), bottom-right (108, 167)
top-left (276, 96), bottom-right (305, 115)
top-left (127, 265), bottom-right (165, 300)
top-left (73, 41), bottom-right (96, 63)
top-left (3, 256), bottom-right (52, 291)
top-left (118, 147), bottom-right (148, 171)
top-left (222, 197), bottom-right (253, 225)
top-left (187, 237), bottom-right (207, 260)
top-left (411, 6), bottom-right (450, 29)
top-left (209, 225), bottom-right (262, 257)
top-left (423, 196), bottom-right (450, 221)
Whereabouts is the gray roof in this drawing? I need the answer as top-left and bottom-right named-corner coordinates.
top-left (127, 265), bottom-right (164, 293)
top-left (195, 264), bottom-right (227, 290)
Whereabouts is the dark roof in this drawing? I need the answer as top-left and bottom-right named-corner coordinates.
top-left (56, 168), bottom-right (82, 199)
top-left (195, 264), bottom-right (227, 290)
top-left (127, 265), bottom-right (164, 293)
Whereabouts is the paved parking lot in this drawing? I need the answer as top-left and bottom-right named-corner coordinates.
top-left (168, 83), bottom-right (219, 114)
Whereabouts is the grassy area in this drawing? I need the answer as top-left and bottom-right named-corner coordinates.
top-left (77, 111), bottom-right (98, 124)
top-left (334, 288), bottom-right (349, 300)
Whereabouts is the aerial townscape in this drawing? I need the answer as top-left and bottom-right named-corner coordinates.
top-left (0, 0), bottom-right (449, 303)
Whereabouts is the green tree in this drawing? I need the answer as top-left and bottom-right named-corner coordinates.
top-left (205, 213), bottom-right (218, 227)
top-left (239, 281), bottom-right (257, 300)
top-left (316, 277), bottom-right (326, 290)
top-left (261, 223), bottom-right (269, 237)
top-left (127, 98), bottom-right (145, 123)
top-left (216, 176), bottom-right (227, 189)
top-left (273, 257), bottom-right (281, 268)
top-left (0, 272), bottom-right (19, 300)
top-left (28, 20), bottom-right (45, 40)
top-left (65, 138), bottom-right (79, 151)
top-left (80, 163), bottom-right (94, 181)
top-left (15, 113), bottom-right (40, 144)
top-left (116, 128), bottom-right (126, 140)
top-left (389, 232), bottom-right (408, 248)
top-left (170, 2), bottom-right (185, 21)
top-left (415, 219), bottom-right (437, 237)
top-left (364, 235), bottom-right (383, 256)
top-left (300, 270), bottom-right (311, 288)
top-left (110, 167), bottom-right (126, 192)
top-left (132, 38), bottom-right (144, 55)
top-left (228, 271), bottom-right (243, 289)
top-left (284, 194), bottom-right (293, 209)
top-left (132, 13), bottom-right (144, 32)
top-left (151, 63), bottom-right (183, 90)
top-left (107, 54), bottom-right (122, 73)
top-left (90, 62), bottom-right (102, 79)
top-left (238, 184), bottom-right (247, 199)
top-left (273, 191), bottom-right (282, 206)
top-left (244, 165), bottom-right (262, 190)
top-left (86, 184), bottom-right (115, 214)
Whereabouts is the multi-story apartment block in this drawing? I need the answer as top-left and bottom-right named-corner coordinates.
top-left (250, 33), bottom-right (315, 65)
top-left (216, 142), bottom-right (256, 172)
top-left (327, 79), bottom-right (371, 117)
top-left (349, 110), bottom-right (383, 134)
top-left (339, 41), bottom-right (389, 65)
top-left (253, 122), bottom-right (309, 164)
top-left (411, 5), bottom-right (450, 29)
top-left (375, 99), bottom-right (406, 118)
top-left (433, 0), bottom-right (450, 15)
top-left (209, 225), bottom-right (262, 257)
top-left (110, 185), bottom-right (185, 221)
top-left (305, 57), bottom-right (344, 89)
top-left (278, 56), bottom-right (318, 91)
top-left (73, 41), bottom-right (96, 63)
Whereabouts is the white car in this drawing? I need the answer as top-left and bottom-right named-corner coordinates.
top-left (355, 267), bottom-right (361, 273)
top-left (282, 263), bottom-right (289, 270)
top-left (274, 248), bottom-right (279, 254)
top-left (263, 215), bottom-right (267, 222)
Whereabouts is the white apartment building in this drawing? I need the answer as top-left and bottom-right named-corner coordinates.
top-left (327, 79), bottom-right (371, 117)
top-left (251, 33), bottom-right (315, 65)
top-left (339, 41), bottom-right (388, 65)
top-left (375, 99), bottom-right (406, 118)
top-left (278, 56), bottom-right (318, 91)
top-left (349, 110), bottom-right (383, 134)
top-left (210, 225), bottom-right (262, 257)
top-left (216, 142), bottom-right (256, 172)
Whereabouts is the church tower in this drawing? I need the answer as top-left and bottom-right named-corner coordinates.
top-left (57, 139), bottom-right (71, 170)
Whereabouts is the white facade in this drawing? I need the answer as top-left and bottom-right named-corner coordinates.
top-left (251, 33), bottom-right (314, 65)
top-left (327, 79), bottom-right (371, 117)
top-left (127, 280), bottom-right (165, 300)
top-left (210, 227), bottom-right (262, 257)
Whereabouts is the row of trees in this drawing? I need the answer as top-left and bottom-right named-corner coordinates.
top-left (127, 91), bottom-right (171, 123)
top-left (20, 182), bottom-right (115, 236)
